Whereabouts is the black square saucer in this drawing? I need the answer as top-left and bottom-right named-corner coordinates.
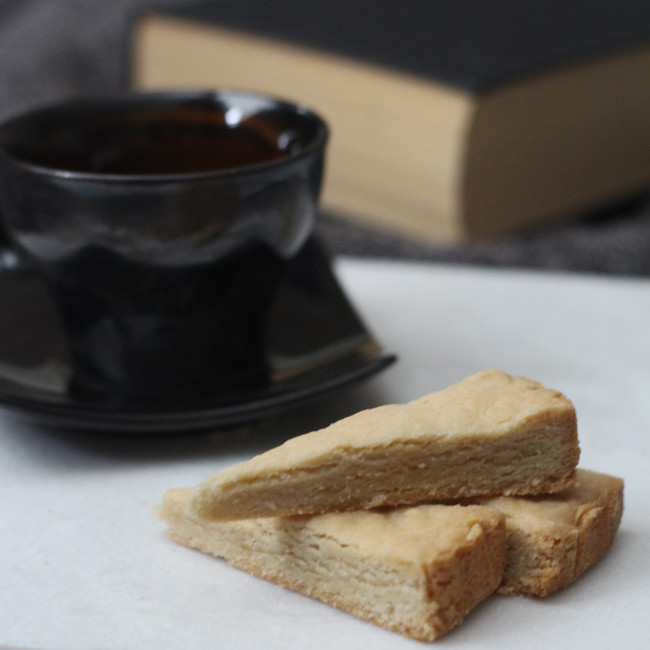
top-left (0, 237), bottom-right (395, 433)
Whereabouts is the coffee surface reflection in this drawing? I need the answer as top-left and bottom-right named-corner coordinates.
top-left (16, 107), bottom-right (310, 175)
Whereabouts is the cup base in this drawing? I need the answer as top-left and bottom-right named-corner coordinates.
top-left (48, 244), bottom-right (283, 400)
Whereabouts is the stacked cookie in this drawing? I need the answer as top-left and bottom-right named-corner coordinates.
top-left (158, 370), bottom-right (623, 642)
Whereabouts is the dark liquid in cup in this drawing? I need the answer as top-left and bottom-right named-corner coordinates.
top-left (20, 109), bottom-right (299, 175)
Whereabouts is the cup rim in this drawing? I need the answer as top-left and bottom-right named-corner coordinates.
top-left (0, 89), bottom-right (329, 184)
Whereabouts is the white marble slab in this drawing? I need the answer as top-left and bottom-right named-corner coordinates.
top-left (1, 259), bottom-right (648, 649)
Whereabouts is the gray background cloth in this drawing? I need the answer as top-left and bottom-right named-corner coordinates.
top-left (1, 0), bottom-right (649, 277)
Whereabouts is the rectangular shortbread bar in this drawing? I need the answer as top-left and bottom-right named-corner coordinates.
top-left (158, 489), bottom-right (506, 641)
top-left (189, 370), bottom-right (580, 520)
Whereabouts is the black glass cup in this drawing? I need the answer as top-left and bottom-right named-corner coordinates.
top-left (0, 90), bottom-right (328, 399)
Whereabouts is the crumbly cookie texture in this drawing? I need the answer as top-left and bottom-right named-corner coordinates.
top-left (158, 489), bottom-right (506, 642)
top-left (188, 370), bottom-right (579, 520)
top-left (477, 469), bottom-right (623, 597)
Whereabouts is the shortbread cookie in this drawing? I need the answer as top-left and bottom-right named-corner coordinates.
top-left (158, 489), bottom-right (506, 641)
top-left (189, 370), bottom-right (579, 520)
top-left (477, 469), bottom-right (623, 597)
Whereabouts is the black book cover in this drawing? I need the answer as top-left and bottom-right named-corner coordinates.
top-left (170, 0), bottom-right (650, 91)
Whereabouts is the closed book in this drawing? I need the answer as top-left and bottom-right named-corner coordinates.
top-left (130, 0), bottom-right (650, 242)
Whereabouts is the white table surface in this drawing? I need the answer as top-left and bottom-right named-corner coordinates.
top-left (1, 258), bottom-right (649, 649)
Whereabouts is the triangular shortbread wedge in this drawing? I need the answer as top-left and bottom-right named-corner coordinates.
top-left (158, 490), bottom-right (506, 641)
top-left (189, 370), bottom-right (579, 520)
top-left (477, 468), bottom-right (624, 597)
